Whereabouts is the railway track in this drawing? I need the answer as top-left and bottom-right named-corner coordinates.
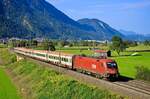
top-left (113, 80), bottom-right (150, 96)
top-left (15, 53), bottom-right (150, 99)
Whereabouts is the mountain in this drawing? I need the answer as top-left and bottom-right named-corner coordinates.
top-left (78, 18), bottom-right (124, 40)
top-left (0, 0), bottom-right (123, 40)
top-left (119, 30), bottom-right (150, 41)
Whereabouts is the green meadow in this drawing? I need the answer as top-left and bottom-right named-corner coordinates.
top-left (111, 52), bottom-right (150, 78)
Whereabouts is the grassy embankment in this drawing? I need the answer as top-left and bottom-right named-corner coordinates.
top-left (0, 48), bottom-right (20, 99)
top-left (57, 45), bottom-right (150, 78)
top-left (0, 48), bottom-right (125, 99)
top-left (0, 68), bottom-right (20, 99)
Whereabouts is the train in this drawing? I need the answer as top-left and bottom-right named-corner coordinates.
top-left (14, 47), bottom-right (119, 79)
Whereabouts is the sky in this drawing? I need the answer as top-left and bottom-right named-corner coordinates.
top-left (46, 0), bottom-right (150, 34)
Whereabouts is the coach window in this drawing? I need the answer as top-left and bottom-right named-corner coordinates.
top-left (66, 58), bottom-right (68, 62)
top-left (57, 57), bottom-right (59, 60)
top-left (64, 58), bottom-right (66, 62)
top-left (63, 58), bottom-right (65, 62)
top-left (61, 58), bottom-right (64, 61)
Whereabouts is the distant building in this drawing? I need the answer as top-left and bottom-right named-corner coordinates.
top-left (0, 38), bottom-right (9, 44)
top-left (84, 40), bottom-right (110, 43)
top-left (93, 50), bottom-right (111, 58)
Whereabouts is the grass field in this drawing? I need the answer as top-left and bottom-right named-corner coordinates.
top-left (126, 44), bottom-right (150, 51)
top-left (111, 52), bottom-right (150, 78)
top-left (0, 44), bottom-right (7, 48)
top-left (0, 67), bottom-right (20, 99)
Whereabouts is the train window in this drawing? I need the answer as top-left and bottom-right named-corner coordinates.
top-left (64, 58), bottom-right (67, 62)
top-left (57, 57), bottom-right (59, 60)
top-left (61, 58), bottom-right (64, 61)
top-left (36, 53), bottom-right (45, 57)
top-left (66, 59), bottom-right (68, 62)
top-left (107, 62), bottom-right (117, 68)
top-left (49, 56), bottom-right (52, 59)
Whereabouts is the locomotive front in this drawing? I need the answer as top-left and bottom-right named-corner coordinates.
top-left (101, 59), bottom-right (119, 78)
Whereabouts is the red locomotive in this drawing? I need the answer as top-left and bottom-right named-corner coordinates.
top-left (73, 56), bottom-right (119, 78)
top-left (14, 47), bottom-right (119, 79)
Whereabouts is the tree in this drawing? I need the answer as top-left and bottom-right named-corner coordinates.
top-left (143, 40), bottom-right (150, 46)
top-left (110, 36), bottom-right (126, 55)
top-left (42, 39), bottom-right (55, 51)
top-left (123, 40), bottom-right (138, 48)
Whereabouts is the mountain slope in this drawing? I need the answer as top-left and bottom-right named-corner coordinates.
top-left (119, 30), bottom-right (150, 41)
top-left (0, 0), bottom-right (123, 40)
top-left (78, 18), bottom-right (124, 40)
top-left (0, 0), bottom-right (95, 40)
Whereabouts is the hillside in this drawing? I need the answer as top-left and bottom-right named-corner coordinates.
top-left (78, 18), bottom-right (124, 40)
top-left (119, 29), bottom-right (150, 41)
top-left (0, 0), bottom-right (123, 40)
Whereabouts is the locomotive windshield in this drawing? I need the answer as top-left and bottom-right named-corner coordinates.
top-left (107, 62), bottom-right (117, 68)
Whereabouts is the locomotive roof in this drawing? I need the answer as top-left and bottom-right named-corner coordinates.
top-left (76, 55), bottom-right (115, 62)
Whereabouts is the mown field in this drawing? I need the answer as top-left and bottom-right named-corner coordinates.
top-left (126, 44), bottom-right (150, 51)
top-left (57, 45), bottom-right (150, 78)
top-left (0, 48), bottom-right (125, 99)
top-left (111, 52), bottom-right (150, 78)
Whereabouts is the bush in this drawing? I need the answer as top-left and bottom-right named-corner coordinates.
top-left (135, 66), bottom-right (150, 81)
top-left (0, 44), bottom-right (7, 48)
top-left (0, 48), bottom-right (17, 65)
